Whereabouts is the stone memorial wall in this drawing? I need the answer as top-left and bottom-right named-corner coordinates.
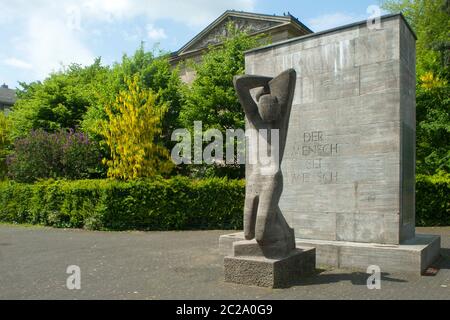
top-left (221, 15), bottom-right (440, 274)
top-left (245, 14), bottom-right (416, 245)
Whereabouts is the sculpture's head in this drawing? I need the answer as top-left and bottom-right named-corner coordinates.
top-left (257, 94), bottom-right (280, 123)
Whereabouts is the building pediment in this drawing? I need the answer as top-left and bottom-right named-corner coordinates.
top-left (186, 16), bottom-right (281, 53)
top-left (176, 11), bottom-right (311, 56)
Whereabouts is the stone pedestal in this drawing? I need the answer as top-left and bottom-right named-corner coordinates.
top-left (221, 233), bottom-right (440, 275)
top-left (224, 240), bottom-right (316, 288)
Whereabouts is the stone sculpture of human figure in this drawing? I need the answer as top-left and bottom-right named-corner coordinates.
top-left (234, 69), bottom-right (297, 258)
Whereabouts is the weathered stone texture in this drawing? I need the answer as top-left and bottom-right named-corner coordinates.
top-left (245, 15), bottom-right (417, 245)
top-left (224, 242), bottom-right (316, 288)
top-left (220, 232), bottom-right (441, 275)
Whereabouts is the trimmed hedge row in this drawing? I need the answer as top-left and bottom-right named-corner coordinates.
top-left (416, 174), bottom-right (450, 226)
top-left (0, 177), bottom-right (245, 231)
top-left (0, 174), bottom-right (448, 230)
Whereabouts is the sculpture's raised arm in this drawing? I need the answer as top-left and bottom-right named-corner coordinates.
top-left (268, 69), bottom-right (296, 117)
top-left (233, 75), bottom-right (273, 124)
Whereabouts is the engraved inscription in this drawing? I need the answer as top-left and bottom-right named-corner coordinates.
top-left (287, 171), bottom-right (338, 184)
top-left (302, 144), bottom-right (338, 157)
top-left (286, 131), bottom-right (340, 185)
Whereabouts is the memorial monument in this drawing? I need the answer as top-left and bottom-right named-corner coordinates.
top-left (221, 14), bottom-right (441, 278)
top-left (224, 69), bottom-right (316, 288)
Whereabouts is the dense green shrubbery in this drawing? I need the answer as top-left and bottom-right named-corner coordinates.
top-left (1, 174), bottom-right (447, 230)
top-left (7, 129), bottom-right (105, 182)
top-left (0, 177), bottom-right (245, 231)
top-left (416, 173), bottom-right (450, 226)
top-left (0, 113), bottom-right (11, 180)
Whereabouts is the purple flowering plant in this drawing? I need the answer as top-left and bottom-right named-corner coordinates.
top-left (7, 129), bottom-right (105, 182)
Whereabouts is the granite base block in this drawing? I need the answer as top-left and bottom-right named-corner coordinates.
top-left (224, 245), bottom-right (316, 288)
top-left (220, 233), bottom-right (441, 275)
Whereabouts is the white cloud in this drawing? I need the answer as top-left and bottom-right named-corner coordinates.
top-left (147, 24), bottom-right (167, 41)
top-left (0, 0), bottom-right (256, 27)
top-left (3, 58), bottom-right (33, 70)
top-left (0, 0), bottom-right (256, 83)
top-left (308, 12), bottom-right (367, 32)
top-left (80, 0), bottom-right (256, 27)
top-left (15, 15), bottom-right (95, 79)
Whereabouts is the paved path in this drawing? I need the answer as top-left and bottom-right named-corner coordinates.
top-left (0, 225), bottom-right (449, 300)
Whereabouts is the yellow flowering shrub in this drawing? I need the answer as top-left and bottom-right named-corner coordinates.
top-left (420, 72), bottom-right (448, 90)
top-left (102, 75), bottom-right (173, 180)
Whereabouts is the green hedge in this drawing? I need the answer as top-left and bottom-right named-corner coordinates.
top-left (0, 177), bottom-right (245, 231)
top-left (1, 174), bottom-right (448, 230)
top-left (416, 173), bottom-right (450, 226)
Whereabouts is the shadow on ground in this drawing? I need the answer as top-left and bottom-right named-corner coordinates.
top-left (287, 248), bottom-right (450, 288)
top-left (289, 270), bottom-right (408, 288)
top-left (433, 249), bottom-right (450, 270)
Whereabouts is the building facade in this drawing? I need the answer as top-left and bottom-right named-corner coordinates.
top-left (169, 10), bottom-right (312, 84)
top-left (0, 84), bottom-right (17, 113)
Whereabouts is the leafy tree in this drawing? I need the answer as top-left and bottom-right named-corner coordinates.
top-left (0, 113), bottom-right (11, 180)
top-left (179, 23), bottom-right (266, 178)
top-left (82, 44), bottom-right (182, 149)
top-left (382, 0), bottom-right (450, 175)
top-left (9, 58), bottom-right (111, 140)
top-left (101, 75), bottom-right (173, 180)
top-left (180, 23), bottom-right (264, 131)
top-left (381, 0), bottom-right (450, 75)
top-left (416, 72), bottom-right (450, 174)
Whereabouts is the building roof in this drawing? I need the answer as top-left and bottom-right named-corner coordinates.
top-left (171, 10), bottom-right (312, 59)
top-left (0, 84), bottom-right (17, 106)
top-left (246, 13), bottom-right (417, 55)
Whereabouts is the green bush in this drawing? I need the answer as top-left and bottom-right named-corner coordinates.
top-left (416, 173), bottom-right (450, 226)
top-left (2, 174), bottom-right (447, 230)
top-left (0, 177), bottom-right (245, 231)
top-left (7, 129), bottom-right (105, 182)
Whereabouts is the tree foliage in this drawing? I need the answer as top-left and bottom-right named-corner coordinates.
top-left (0, 113), bottom-right (11, 180)
top-left (82, 45), bottom-right (182, 148)
top-left (416, 72), bottom-right (450, 174)
top-left (9, 58), bottom-right (110, 140)
top-left (101, 75), bottom-right (173, 180)
top-left (382, 0), bottom-right (450, 175)
top-left (179, 23), bottom-right (264, 132)
top-left (179, 23), bottom-right (265, 178)
top-left (6, 45), bottom-right (181, 181)
top-left (381, 0), bottom-right (450, 75)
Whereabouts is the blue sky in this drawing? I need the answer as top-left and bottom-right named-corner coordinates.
top-left (0, 0), bottom-right (387, 88)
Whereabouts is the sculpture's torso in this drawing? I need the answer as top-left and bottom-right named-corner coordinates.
top-left (234, 69), bottom-right (297, 258)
